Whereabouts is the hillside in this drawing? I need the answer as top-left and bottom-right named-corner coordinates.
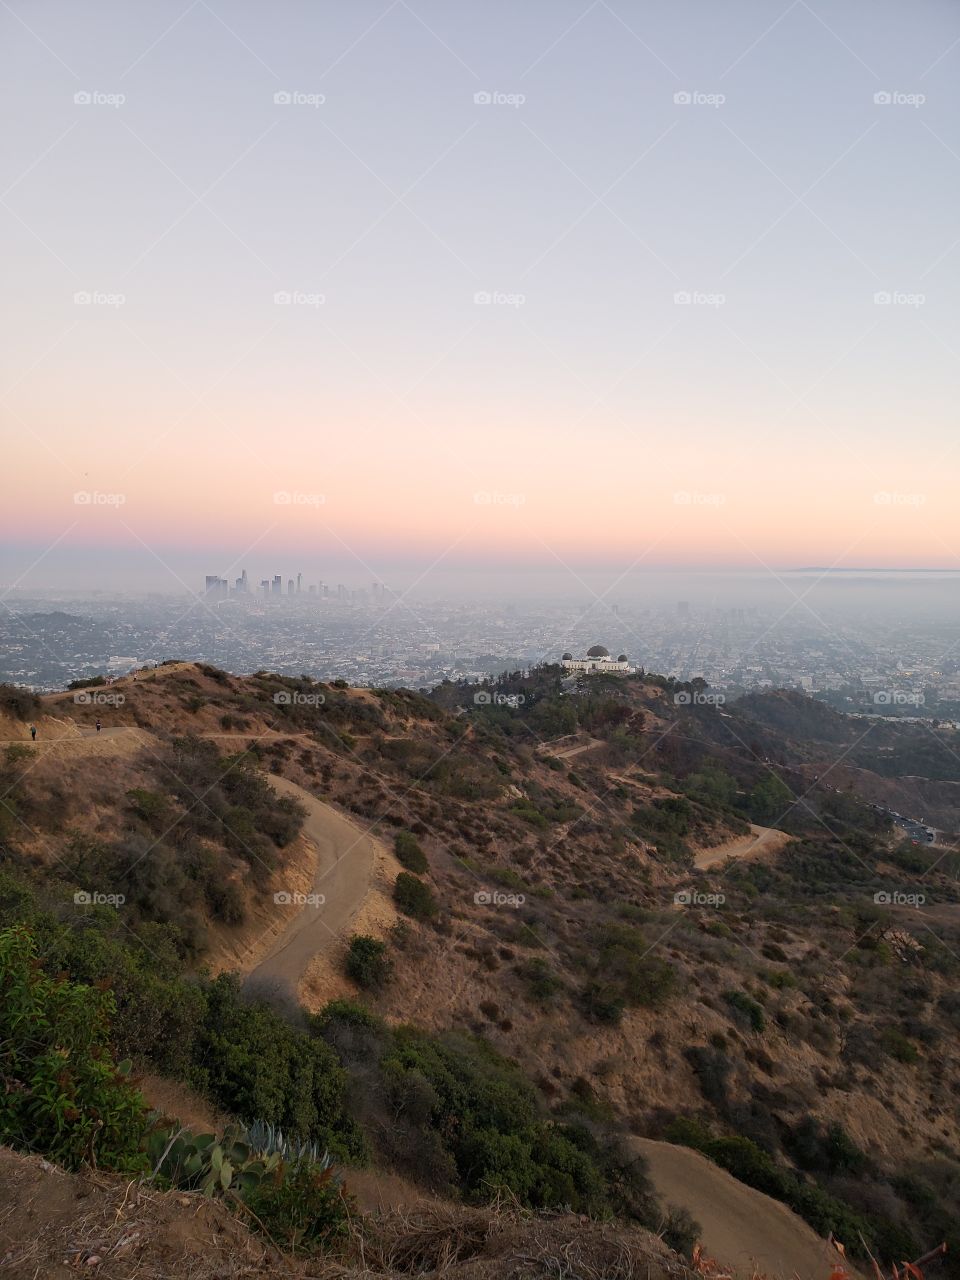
top-left (0, 661), bottom-right (957, 1276)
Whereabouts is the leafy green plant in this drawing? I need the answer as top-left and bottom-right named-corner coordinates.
top-left (147, 1123), bottom-right (282, 1197)
top-left (244, 1158), bottom-right (352, 1252)
top-left (0, 925), bottom-right (149, 1171)
top-left (393, 830), bottom-right (428, 873)
top-left (724, 988), bottom-right (766, 1033)
top-left (393, 872), bottom-right (438, 920)
top-left (345, 934), bottom-right (392, 990)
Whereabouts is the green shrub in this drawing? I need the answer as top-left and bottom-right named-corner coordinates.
top-left (517, 956), bottom-right (563, 1003)
top-left (578, 925), bottom-right (678, 1024)
top-left (879, 1027), bottom-right (919, 1063)
top-left (393, 831), bottom-right (428, 874)
top-left (393, 872), bottom-right (438, 920)
top-left (245, 1158), bottom-right (352, 1252)
top-left (381, 1028), bottom-right (606, 1211)
top-left (724, 988), bottom-right (766, 1032)
top-left (345, 934), bottom-right (392, 991)
top-left (0, 925), bottom-right (149, 1171)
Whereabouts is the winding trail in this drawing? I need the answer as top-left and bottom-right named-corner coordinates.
top-left (634, 1137), bottom-right (860, 1280)
top-left (693, 823), bottom-right (791, 870)
top-left (537, 734), bottom-right (604, 761)
top-left (1, 727), bottom-right (380, 1000)
top-left (244, 774), bottom-right (379, 1003)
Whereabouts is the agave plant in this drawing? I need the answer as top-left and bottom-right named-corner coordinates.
top-left (242, 1119), bottom-right (337, 1177)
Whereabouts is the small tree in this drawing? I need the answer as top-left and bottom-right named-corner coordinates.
top-left (394, 830), bottom-right (428, 874)
top-left (393, 872), bottom-right (438, 921)
top-left (345, 934), bottom-right (393, 990)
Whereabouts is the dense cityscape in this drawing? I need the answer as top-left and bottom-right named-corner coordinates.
top-left (3, 575), bottom-right (960, 720)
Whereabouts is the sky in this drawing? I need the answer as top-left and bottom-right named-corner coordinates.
top-left (2, 0), bottom-right (960, 594)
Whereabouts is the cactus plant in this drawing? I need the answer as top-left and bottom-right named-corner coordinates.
top-left (146, 1122), bottom-right (282, 1198)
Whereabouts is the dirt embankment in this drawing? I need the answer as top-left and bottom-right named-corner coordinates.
top-left (0, 1144), bottom-right (696, 1280)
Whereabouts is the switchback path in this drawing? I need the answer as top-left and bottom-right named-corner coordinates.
top-left (693, 823), bottom-right (792, 870)
top-left (244, 774), bottom-right (380, 1003)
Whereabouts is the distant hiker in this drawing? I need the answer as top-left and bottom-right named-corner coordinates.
top-left (29, 724), bottom-right (36, 741)
top-left (95, 718), bottom-right (102, 734)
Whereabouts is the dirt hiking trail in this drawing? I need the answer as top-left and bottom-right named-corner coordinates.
top-left (694, 823), bottom-right (791, 870)
top-left (635, 1137), bottom-right (859, 1280)
top-left (244, 774), bottom-right (380, 1003)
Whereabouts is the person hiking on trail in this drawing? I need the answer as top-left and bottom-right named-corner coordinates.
top-left (29, 724), bottom-right (36, 741)
top-left (95, 718), bottom-right (102, 733)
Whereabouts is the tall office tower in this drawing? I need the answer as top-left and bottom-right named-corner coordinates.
top-left (204, 575), bottom-right (220, 594)
top-left (297, 572), bottom-right (302, 594)
top-left (241, 569), bottom-right (248, 591)
top-left (260, 580), bottom-right (270, 596)
top-left (308, 584), bottom-right (316, 595)
top-left (322, 584), bottom-right (329, 597)
top-left (272, 575), bottom-right (282, 595)
top-left (287, 579), bottom-right (295, 595)
top-left (337, 584), bottom-right (347, 600)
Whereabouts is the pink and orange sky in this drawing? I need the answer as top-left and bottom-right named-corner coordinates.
top-left (3, 0), bottom-right (960, 591)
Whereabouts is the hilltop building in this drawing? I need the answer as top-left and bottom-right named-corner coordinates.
top-left (561, 645), bottom-right (633, 674)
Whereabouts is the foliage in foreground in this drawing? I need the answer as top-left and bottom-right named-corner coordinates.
top-left (0, 925), bottom-right (149, 1172)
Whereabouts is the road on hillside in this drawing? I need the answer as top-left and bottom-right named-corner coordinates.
top-left (693, 823), bottom-right (791, 870)
top-left (634, 1137), bottom-right (861, 1280)
top-left (244, 774), bottom-right (379, 1004)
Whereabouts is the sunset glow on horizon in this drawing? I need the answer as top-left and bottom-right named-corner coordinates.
top-left (3, 1), bottom-right (960, 591)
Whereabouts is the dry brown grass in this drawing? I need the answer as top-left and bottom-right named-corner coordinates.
top-left (0, 1146), bottom-right (694, 1280)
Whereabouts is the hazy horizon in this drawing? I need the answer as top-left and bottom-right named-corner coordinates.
top-left (4, 1), bottom-right (960, 598)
